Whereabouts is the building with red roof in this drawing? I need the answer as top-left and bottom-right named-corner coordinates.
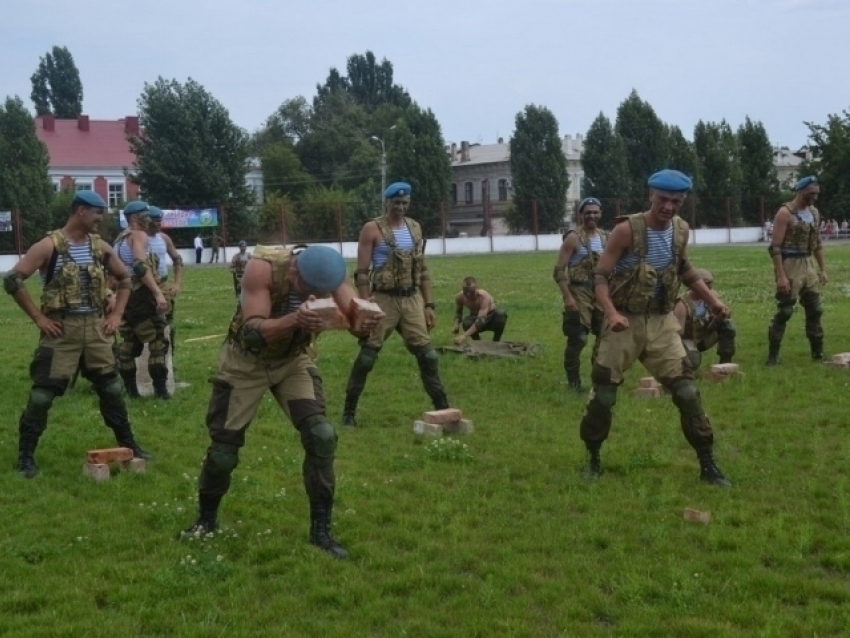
top-left (35, 114), bottom-right (142, 209)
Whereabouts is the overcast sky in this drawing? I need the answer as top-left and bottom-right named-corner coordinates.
top-left (2, 0), bottom-right (847, 150)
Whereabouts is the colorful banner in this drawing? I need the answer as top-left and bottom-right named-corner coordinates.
top-left (119, 207), bottom-right (219, 229)
top-left (0, 211), bottom-right (11, 232)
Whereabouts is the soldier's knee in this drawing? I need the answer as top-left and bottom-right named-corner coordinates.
top-left (803, 298), bottom-right (823, 319)
top-left (670, 379), bottom-right (701, 409)
top-left (206, 442), bottom-right (240, 477)
top-left (149, 338), bottom-right (169, 358)
top-left (28, 387), bottom-right (56, 411)
top-left (591, 383), bottom-right (618, 409)
top-left (99, 376), bottom-right (124, 398)
top-left (414, 345), bottom-right (439, 370)
top-left (718, 319), bottom-right (736, 337)
top-left (776, 304), bottom-right (795, 322)
top-left (354, 347), bottom-right (379, 373)
top-left (300, 414), bottom-right (337, 463)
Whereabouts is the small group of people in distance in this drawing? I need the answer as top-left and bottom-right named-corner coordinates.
top-left (2, 169), bottom-right (828, 560)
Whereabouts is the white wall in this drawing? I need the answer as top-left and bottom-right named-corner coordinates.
top-left (0, 227), bottom-right (767, 272)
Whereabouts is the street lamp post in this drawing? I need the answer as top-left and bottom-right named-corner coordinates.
top-left (371, 125), bottom-right (396, 202)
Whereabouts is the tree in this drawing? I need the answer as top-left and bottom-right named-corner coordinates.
top-left (508, 104), bottom-right (569, 234)
top-left (314, 51), bottom-right (411, 114)
top-left (581, 112), bottom-right (629, 211)
top-left (615, 90), bottom-right (669, 206)
top-left (30, 46), bottom-right (83, 118)
top-left (0, 96), bottom-right (54, 247)
top-left (386, 104), bottom-right (451, 237)
top-left (693, 120), bottom-right (742, 226)
top-left (261, 141), bottom-right (313, 201)
top-left (251, 96), bottom-right (312, 156)
top-left (296, 185), bottom-right (350, 242)
top-left (130, 77), bottom-right (254, 241)
top-left (666, 125), bottom-right (700, 184)
top-left (799, 107), bottom-right (850, 219)
top-left (737, 117), bottom-right (779, 223)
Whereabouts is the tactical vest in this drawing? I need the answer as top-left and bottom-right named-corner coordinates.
top-left (780, 201), bottom-right (820, 255)
top-left (608, 213), bottom-right (686, 314)
top-left (680, 295), bottom-right (711, 342)
top-left (41, 231), bottom-right (108, 314)
top-left (370, 216), bottom-right (425, 291)
top-left (567, 229), bottom-right (609, 284)
top-left (226, 245), bottom-right (310, 359)
top-left (232, 253), bottom-right (250, 280)
top-left (114, 229), bottom-right (161, 289)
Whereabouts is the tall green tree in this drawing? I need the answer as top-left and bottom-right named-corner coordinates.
top-left (581, 112), bottom-right (629, 204)
top-left (251, 96), bottom-right (312, 156)
top-left (693, 119), bottom-right (742, 226)
top-left (129, 77), bottom-right (254, 240)
top-left (507, 104), bottom-right (569, 234)
top-left (799, 107), bottom-right (850, 219)
top-left (737, 117), bottom-right (779, 222)
top-left (387, 104), bottom-right (452, 237)
top-left (666, 125), bottom-right (700, 183)
top-left (615, 90), bottom-right (669, 206)
top-left (314, 51), bottom-right (411, 114)
top-left (0, 96), bottom-right (54, 247)
top-left (261, 141), bottom-right (313, 200)
top-left (29, 46), bottom-right (83, 118)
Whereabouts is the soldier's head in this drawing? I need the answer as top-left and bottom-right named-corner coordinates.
top-left (647, 169), bottom-right (691, 222)
top-left (290, 245), bottom-right (346, 297)
top-left (694, 268), bottom-right (713, 289)
top-left (239, 240), bottom-right (247, 254)
top-left (147, 206), bottom-right (163, 234)
top-left (70, 191), bottom-right (107, 233)
top-left (794, 176), bottom-right (819, 207)
top-left (462, 276), bottom-right (477, 299)
top-left (123, 200), bottom-right (150, 231)
top-left (578, 197), bottom-right (602, 229)
top-left (384, 182), bottom-right (411, 219)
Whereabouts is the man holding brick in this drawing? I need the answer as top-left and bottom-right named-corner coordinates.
top-left (673, 268), bottom-right (736, 371)
top-left (341, 181), bottom-right (451, 427)
top-left (181, 245), bottom-right (383, 559)
top-left (452, 276), bottom-right (508, 344)
top-left (580, 169), bottom-right (732, 487)
top-left (766, 175), bottom-right (828, 365)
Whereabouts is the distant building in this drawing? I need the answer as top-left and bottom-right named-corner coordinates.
top-left (773, 145), bottom-right (813, 189)
top-left (447, 135), bottom-right (584, 236)
top-left (35, 114), bottom-right (264, 209)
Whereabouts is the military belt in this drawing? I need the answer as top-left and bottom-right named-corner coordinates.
top-left (376, 286), bottom-right (418, 297)
top-left (781, 252), bottom-right (811, 258)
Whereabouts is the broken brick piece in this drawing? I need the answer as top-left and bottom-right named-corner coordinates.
top-left (86, 447), bottom-right (134, 465)
top-left (683, 508), bottom-right (712, 524)
top-left (121, 458), bottom-right (147, 473)
top-left (423, 408), bottom-right (464, 424)
top-left (633, 387), bottom-right (661, 398)
top-left (413, 420), bottom-right (442, 436)
top-left (442, 419), bottom-right (474, 435)
top-left (348, 298), bottom-right (383, 332)
top-left (830, 352), bottom-right (850, 365)
top-left (825, 361), bottom-right (850, 370)
top-left (83, 463), bottom-right (111, 482)
top-left (304, 298), bottom-right (350, 330)
top-left (709, 363), bottom-right (740, 375)
top-left (639, 377), bottom-right (661, 389)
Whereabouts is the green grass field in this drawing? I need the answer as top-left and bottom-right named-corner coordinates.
top-left (2, 245), bottom-right (850, 637)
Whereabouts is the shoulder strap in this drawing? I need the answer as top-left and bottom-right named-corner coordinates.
top-left (628, 213), bottom-right (646, 258)
top-left (671, 216), bottom-right (687, 260)
top-left (373, 216), bottom-right (396, 248)
top-left (405, 218), bottom-right (423, 248)
top-left (44, 231), bottom-right (64, 285)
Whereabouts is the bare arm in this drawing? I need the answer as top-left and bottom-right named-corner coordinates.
top-left (163, 235), bottom-right (183, 290)
top-left (770, 208), bottom-right (792, 285)
top-left (673, 300), bottom-right (687, 334)
top-left (355, 222), bottom-right (378, 299)
top-left (554, 233), bottom-right (579, 308)
top-left (4, 237), bottom-right (63, 336)
top-left (129, 230), bottom-right (165, 298)
top-left (593, 222), bottom-right (631, 322)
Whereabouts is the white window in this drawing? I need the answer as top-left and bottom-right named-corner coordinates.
top-left (75, 181), bottom-right (93, 192)
top-left (108, 183), bottom-right (125, 208)
top-left (52, 179), bottom-right (61, 193)
top-left (464, 182), bottom-right (473, 204)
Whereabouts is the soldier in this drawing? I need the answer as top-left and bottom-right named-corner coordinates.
top-left (113, 201), bottom-right (170, 399)
top-left (146, 206), bottom-right (183, 351)
top-left (4, 191), bottom-right (152, 477)
top-left (209, 233), bottom-right (222, 264)
top-left (673, 268), bottom-right (736, 371)
top-left (580, 169), bottom-right (732, 486)
top-left (452, 276), bottom-right (508, 344)
top-left (766, 175), bottom-right (828, 365)
top-left (553, 197), bottom-right (608, 393)
top-left (181, 245), bottom-right (383, 559)
top-left (341, 182), bottom-right (450, 427)
top-left (230, 240), bottom-right (251, 297)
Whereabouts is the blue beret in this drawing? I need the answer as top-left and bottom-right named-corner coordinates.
top-left (578, 197), bottom-right (602, 212)
top-left (72, 190), bottom-right (107, 209)
top-left (296, 246), bottom-right (346, 293)
top-left (647, 169), bottom-right (693, 192)
top-left (123, 200), bottom-right (150, 216)
top-left (794, 175), bottom-right (818, 191)
top-left (384, 182), bottom-right (412, 199)
top-left (147, 205), bottom-right (163, 220)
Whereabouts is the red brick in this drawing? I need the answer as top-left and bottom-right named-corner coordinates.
top-left (121, 458), bottom-right (147, 473)
top-left (348, 298), bottom-right (383, 332)
top-left (304, 298), bottom-right (350, 330)
top-left (423, 408), bottom-right (463, 424)
top-left (86, 447), bottom-right (134, 464)
top-left (443, 419), bottom-right (474, 434)
top-left (633, 387), bottom-right (661, 398)
top-left (412, 420), bottom-right (442, 436)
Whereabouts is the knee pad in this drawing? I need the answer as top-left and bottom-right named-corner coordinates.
top-left (566, 325), bottom-right (589, 348)
top-left (670, 379), bottom-right (701, 411)
top-left (300, 414), bottom-right (337, 463)
top-left (354, 347), bottom-right (380, 373)
top-left (414, 345), bottom-right (440, 371)
top-left (206, 442), bottom-right (240, 477)
top-left (591, 383), bottom-right (618, 410)
top-left (119, 339), bottom-right (144, 361)
top-left (98, 376), bottom-right (124, 398)
top-left (717, 319), bottom-right (736, 338)
top-left (149, 337), bottom-right (169, 358)
top-left (803, 301), bottom-right (823, 320)
top-left (776, 304), bottom-right (795, 322)
top-left (28, 387), bottom-right (56, 412)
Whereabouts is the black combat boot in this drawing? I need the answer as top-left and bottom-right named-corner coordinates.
top-left (121, 371), bottom-right (141, 398)
top-left (696, 447), bottom-right (731, 487)
top-left (113, 427), bottom-right (153, 461)
top-left (810, 339), bottom-right (825, 362)
top-left (341, 395), bottom-right (357, 428)
top-left (718, 354), bottom-right (733, 365)
top-left (582, 444), bottom-right (602, 481)
top-left (765, 340), bottom-right (781, 367)
top-left (309, 500), bottom-right (349, 559)
top-left (153, 379), bottom-right (171, 400)
top-left (566, 371), bottom-right (586, 395)
top-left (431, 391), bottom-right (450, 411)
top-left (180, 495), bottom-right (221, 538)
top-left (16, 434), bottom-right (40, 479)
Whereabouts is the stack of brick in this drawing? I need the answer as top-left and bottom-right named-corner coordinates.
top-left (83, 447), bottom-right (146, 482)
top-left (633, 377), bottom-right (664, 398)
top-left (706, 363), bottom-right (742, 381)
top-left (825, 353), bottom-right (850, 370)
top-left (412, 408), bottom-right (474, 436)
